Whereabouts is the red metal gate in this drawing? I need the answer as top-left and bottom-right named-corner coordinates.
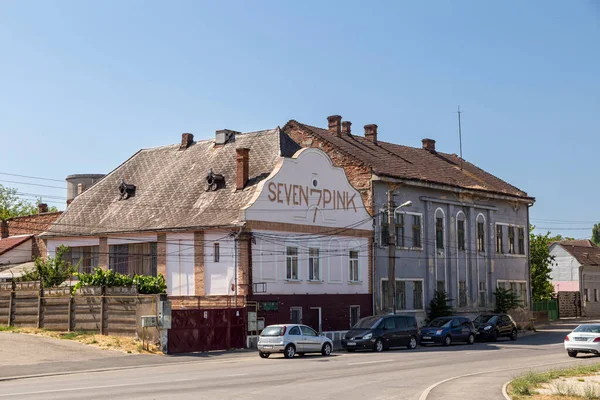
top-left (167, 308), bottom-right (246, 354)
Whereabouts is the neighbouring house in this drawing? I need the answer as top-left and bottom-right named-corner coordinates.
top-left (283, 115), bottom-right (535, 322)
top-left (0, 203), bottom-right (63, 281)
top-left (41, 129), bottom-right (373, 333)
top-left (549, 240), bottom-right (600, 317)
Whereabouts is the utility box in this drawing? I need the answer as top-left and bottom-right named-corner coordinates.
top-left (248, 312), bottom-right (257, 332)
top-left (158, 300), bottom-right (172, 329)
top-left (141, 315), bottom-right (157, 328)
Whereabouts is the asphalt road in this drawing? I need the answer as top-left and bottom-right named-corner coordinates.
top-left (2, 320), bottom-right (600, 400)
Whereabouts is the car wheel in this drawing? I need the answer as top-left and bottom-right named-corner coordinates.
top-left (510, 329), bottom-right (518, 341)
top-left (467, 334), bottom-right (475, 345)
top-left (568, 351), bottom-right (578, 358)
top-left (407, 336), bottom-right (418, 350)
top-left (321, 343), bottom-right (332, 356)
top-left (284, 344), bottom-right (296, 359)
top-left (373, 338), bottom-right (384, 352)
top-left (443, 335), bottom-right (452, 346)
top-left (259, 352), bottom-right (270, 359)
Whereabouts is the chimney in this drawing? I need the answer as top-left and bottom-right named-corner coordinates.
top-left (77, 183), bottom-right (84, 195)
top-left (422, 138), bottom-right (436, 152)
top-left (327, 115), bottom-right (342, 136)
top-left (364, 124), bottom-right (378, 145)
top-left (38, 203), bottom-right (48, 214)
top-left (0, 220), bottom-right (8, 239)
top-left (180, 133), bottom-right (194, 150)
top-left (341, 121), bottom-right (352, 135)
top-left (215, 129), bottom-right (239, 146)
top-left (236, 148), bottom-right (250, 190)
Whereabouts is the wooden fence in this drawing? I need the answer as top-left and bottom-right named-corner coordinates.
top-left (0, 281), bottom-right (161, 337)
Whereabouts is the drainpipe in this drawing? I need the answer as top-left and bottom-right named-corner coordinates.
top-left (233, 227), bottom-right (242, 307)
top-left (526, 204), bottom-right (532, 310)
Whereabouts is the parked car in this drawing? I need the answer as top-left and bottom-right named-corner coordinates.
top-left (257, 324), bottom-right (333, 359)
top-left (564, 324), bottom-right (600, 358)
top-left (420, 316), bottom-right (476, 346)
top-left (341, 314), bottom-right (420, 352)
top-left (473, 314), bottom-right (518, 341)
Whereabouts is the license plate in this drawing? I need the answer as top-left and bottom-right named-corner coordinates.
top-left (574, 337), bottom-right (588, 342)
top-left (347, 342), bottom-right (356, 346)
top-left (423, 336), bottom-right (432, 340)
top-left (262, 345), bottom-right (273, 348)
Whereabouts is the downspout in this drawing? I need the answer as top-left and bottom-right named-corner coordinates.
top-left (233, 227), bottom-right (242, 307)
top-left (526, 204), bottom-right (532, 310)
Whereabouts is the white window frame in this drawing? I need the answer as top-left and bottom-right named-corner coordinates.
top-left (380, 278), bottom-right (425, 311)
top-left (348, 249), bottom-right (360, 282)
top-left (308, 247), bottom-right (321, 282)
top-left (495, 223), bottom-right (527, 257)
top-left (395, 211), bottom-right (423, 250)
top-left (497, 279), bottom-right (528, 307)
top-left (286, 246), bottom-right (299, 281)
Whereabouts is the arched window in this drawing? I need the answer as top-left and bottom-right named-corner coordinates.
top-left (456, 211), bottom-right (466, 251)
top-left (435, 208), bottom-right (445, 250)
top-left (476, 213), bottom-right (486, 253)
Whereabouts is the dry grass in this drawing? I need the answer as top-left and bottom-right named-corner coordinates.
top-left (0, 325), bottom-right (162, 355)
top-left (508, 364), bottom-right (600, 399)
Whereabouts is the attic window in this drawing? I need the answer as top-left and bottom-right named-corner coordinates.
top-left (118, 179), bottom-right (136, 200)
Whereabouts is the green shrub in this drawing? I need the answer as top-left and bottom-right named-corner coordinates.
top-left (494, 286), bottom-right (521, 313)
top-left (426, 290), bottom-right (454, 323)
top-left (72, 268), bottom-right (166, 294)
top-left (18, 245), bottom-right (76, 288)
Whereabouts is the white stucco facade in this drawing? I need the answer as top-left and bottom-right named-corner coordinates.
top-left (0, 238), bottom-right (32, 265)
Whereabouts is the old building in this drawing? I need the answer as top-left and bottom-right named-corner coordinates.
top-left (41, 129), bottom-right (373, 332)
top-left (550, 240), bottom-right (600, 317)
top-left (283, 115), bottom-right (534, 322)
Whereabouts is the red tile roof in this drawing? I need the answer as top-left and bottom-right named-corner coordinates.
top-left (556, 240), bottom-right (600, 266)
top-left (284, 120), bottom-right (533, 201)
top-left (0, 235), bottom-right (33, 256)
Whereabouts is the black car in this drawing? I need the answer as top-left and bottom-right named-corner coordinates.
top-left (473, 314), bottom-right (518, 341)
top-left (341, 315), bottom-right (420, 352)
top-left (420, 316), bottom-right (477, 346)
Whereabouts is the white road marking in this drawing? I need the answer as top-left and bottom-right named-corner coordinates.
top-left (418, 359), bottom-right (586, 400)
top-left (347, 359), bottom-right (393, 366)
top-left (224, 373), bottom-right (249, 377)
top-left (0, 378), bottom-right (196, 397)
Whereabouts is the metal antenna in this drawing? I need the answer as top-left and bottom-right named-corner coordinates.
top-left (457, 105), bottom-right (463, 170)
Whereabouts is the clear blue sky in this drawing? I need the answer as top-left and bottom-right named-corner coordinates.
top-left (1, 1), bottom-right (598, 238)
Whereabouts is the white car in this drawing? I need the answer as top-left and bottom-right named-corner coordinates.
top-left (564, 324), bottom-right (600, 357)
top-left (257, 324), bottom-right (333, 358)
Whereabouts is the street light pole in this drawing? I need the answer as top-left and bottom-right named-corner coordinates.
top-left (387, 192), bottom-right (412, 315)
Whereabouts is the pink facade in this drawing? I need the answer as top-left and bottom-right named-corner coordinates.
top-left (554, 281), bottom-right (579, 292)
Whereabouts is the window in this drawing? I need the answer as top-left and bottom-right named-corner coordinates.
top-left (349, 250), bottom-right (359, 282)
top-left (459, 281), bottom-right (467, 307)
top-left (437, 280), bottom-right (445, 293)
top-left (213, 243), bottom-right (220, 262)
top-left (381, 280), bottom-right (391, 310)
top-left (109, 243), bottom-right (157, 276)
top-left (479, 281), bottom-right (487, 306)
top-left (457, 219), bottom-right (466, 251)
top-left (477, 221), bottom-right (485, 252)
top-left (290, 307), bottom-right (302, 324)
top-left (350, 306), bottom-right (360, 328)
top-left (496, 225), bottom-right (504, 253)
top-left (518, 228), bottom-right (525, 255)
top-left (384, 317), bottom-right (395, 330)
top-left (413, 281), bottom-right (423, 310)
top-left (510, 282), bottom-right (517, 293)
top-left (395, 316), bottom-right (408, 329)
top-left (452, 319), bottom-right (461, 328)
top-left (508, 227), bottom-right (515, 254)
top-left (289, 326), bottom-right (301, 335)
top-left (308, 248), bottom-right (320, 281)
top-left (395, 213), bottom-right (405, 247)
top-left (396, 280), bottom-right (406, 310)
top-left (436, 216), bottom-right (444, 249)
top-left (380, 210), bottom-right (390, 246)
top-left (301, 326), bottom-right (317, 336)
top-left (412, 215), bottom-right (422, 248)
top-left (596, 289), bottom-right (599, 302)
top-left (286, 247), bottom-right (299, 280)
top-left (519, 282), bottom-right (528, 307)
top-left (585, 289), bottom-right (589, 303)
top-left (65, 246), bottom-right (99, 274)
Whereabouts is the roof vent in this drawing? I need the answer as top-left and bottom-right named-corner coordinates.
top-left (118, 179), bottom-right (136, 200)
top-left (215, 129), bottom-right (239, 146)
top-left (206, 169), bottom-right (225, 191)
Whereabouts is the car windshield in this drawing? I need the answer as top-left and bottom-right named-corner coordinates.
top-left (428, 318), bottom-right (452, 328)
top-left (352, 316), bottom-right (382, 329)
top-left (573, 325), bottom-right (600, 333)
top-left (474, 315), bottom-right (498, 324)
top-left (260, 326), bottom-right (284, 337)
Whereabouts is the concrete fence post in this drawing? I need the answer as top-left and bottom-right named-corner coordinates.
top-left (67, 295), bottom-right (73, 332)
top-left (8, 282), bottom-right (14, 327)
top-left (100, 285), bottom-right (105, 335)
top-left (37, 285), bottom-right (43, 329)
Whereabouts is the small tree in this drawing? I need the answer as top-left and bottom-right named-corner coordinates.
top-left (592, 223), bottom-right (600, 247)
top-left (19, 245), bottom-right (76, 288)
top-left (426, 290), bottom-right (454, 323)
top-left (493, 286), bottom-right (521, 313)
top-left (530, 227), bottom-right (556, 301)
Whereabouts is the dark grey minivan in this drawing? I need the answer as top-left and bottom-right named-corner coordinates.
top-left (341, 315), bottom-right (420, 352)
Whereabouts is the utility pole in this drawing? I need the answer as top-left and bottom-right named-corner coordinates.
top-left (457, 105), bottom-right (463, 170)
top-left (388, 189), bottom-right (396, 314)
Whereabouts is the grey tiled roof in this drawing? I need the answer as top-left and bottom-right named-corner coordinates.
top-left (43, 128), bottom-right (299, 237)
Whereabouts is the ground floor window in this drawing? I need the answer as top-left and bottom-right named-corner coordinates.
top-left (459, 281), bottom-right (467, 307)
top-left (290, 307), bottom-right (302, 324)
top-left (497, 280), bottom-right (528, 308)
top-left (382, 279), bottom-right (424, 311)
top-left (381, 280), bottom-right (391, 310)
top-left (108, 242), bottom-right (157, 276)
top-left (350, 306), bottom-right (360, 328)
top-left (585, 289), bottom-right (589, 303)
top-left (396, 281), bottom-right (406, 310)
top-left (436, 280), bottom-right (445, 293)
top-left (413, 281), bottom-right (423, 310)
top-left (64, 246), bottom-right (99, 274)
top-left (479, 281), bottom-right (487, 307)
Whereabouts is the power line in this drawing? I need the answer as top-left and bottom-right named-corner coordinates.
top-left (0, 179), bottom-right (65, 190)
top-left (0, 172), bottom-right (65, 183)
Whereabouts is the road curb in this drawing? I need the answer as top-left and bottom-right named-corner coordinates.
top-left (502, 380), bottom-right (511, 399)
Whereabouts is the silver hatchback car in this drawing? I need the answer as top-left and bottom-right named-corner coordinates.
top-left (257, 324), bottom-right (334, 358)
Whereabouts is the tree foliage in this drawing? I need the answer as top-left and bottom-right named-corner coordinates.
top-left (18, 245), bottom-right (76, 288)
top-left (0, 184), bottom-right (58, 220)
top-left (494, 286), bottom-right (521, 313)
top-left (530, 227), bottom-right (556, 301)
top-left (73, 268), bottom-right (167, 294)
top-left (592, 223), bottom-right (600, 246)
top-left (426, 290), bottom-right (454, 323)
